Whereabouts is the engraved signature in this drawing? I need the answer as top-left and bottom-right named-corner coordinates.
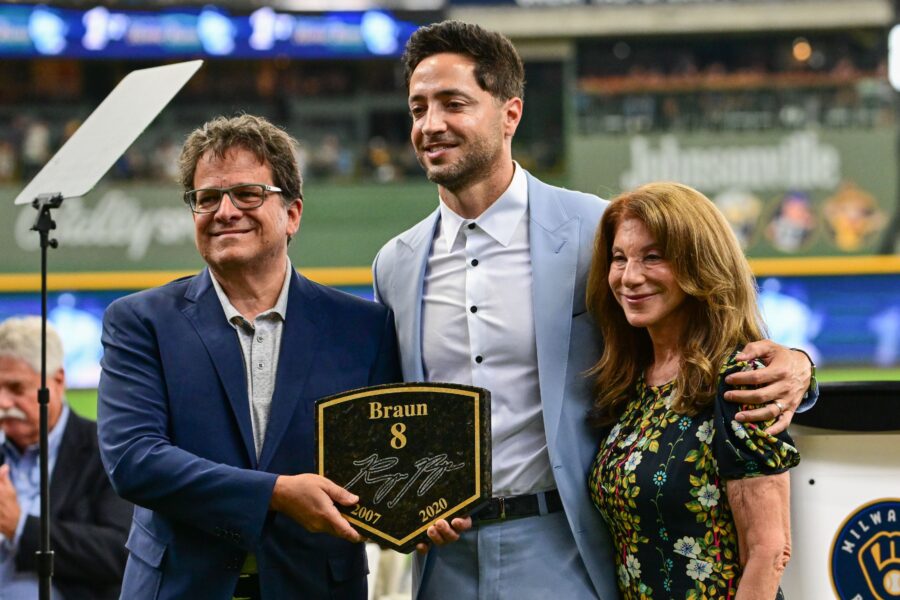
top-left (344, 453), bottom-right (465, 509)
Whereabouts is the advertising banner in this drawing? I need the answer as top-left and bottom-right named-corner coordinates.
top-left (0, 181), bottom-right (435, 275)
top-left (570, 128), bottom-right (897, 258)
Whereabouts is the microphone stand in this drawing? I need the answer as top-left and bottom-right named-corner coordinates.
top-left (30, 192), bottom-right (63, 600)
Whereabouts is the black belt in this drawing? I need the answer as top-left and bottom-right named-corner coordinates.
top-left (233, 573), bottom-right (260, 600)
top-left (472, 489), bottom-right (563, 524)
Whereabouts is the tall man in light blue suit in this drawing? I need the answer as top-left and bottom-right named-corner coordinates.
top-left (99, 115), bottom-right (401, 599)
top-left (373, 21), bottom-right (814, 599)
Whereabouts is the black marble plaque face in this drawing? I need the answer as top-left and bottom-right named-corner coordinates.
top-left (315, 383), bottom-right (491, 553)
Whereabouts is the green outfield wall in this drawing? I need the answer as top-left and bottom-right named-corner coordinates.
top-left (3, 125), bottom-right (900, 294)
top-left (0, 180), bottom-right (436, 277)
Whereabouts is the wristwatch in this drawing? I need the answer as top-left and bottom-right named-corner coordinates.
top-left (791, 347), bottom-right (818, 401)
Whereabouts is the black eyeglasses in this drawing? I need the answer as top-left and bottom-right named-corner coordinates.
top-left (183, 183), bottom-right (282, 214)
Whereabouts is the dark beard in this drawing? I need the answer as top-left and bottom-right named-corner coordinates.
top-left (418, 134), bottom-right (501, 193)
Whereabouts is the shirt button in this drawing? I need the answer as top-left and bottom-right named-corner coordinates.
top-left (471, 259), bottom-right (479, 266)
top-left (256, 335), bottom-right (263, 343)
top-left (467, 223), bottom-right (476, 230)
top-left (470, 306), bottom-right (478, 313)
top-left (475, 355), bottom-right (483, 364)
top-left (257, 363), bottom-right (264, 369)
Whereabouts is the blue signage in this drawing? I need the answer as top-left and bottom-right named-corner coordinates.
top-left (831, 499), bottom-right (900, 599)
top-left (0, 5), bottom-right (421, 59)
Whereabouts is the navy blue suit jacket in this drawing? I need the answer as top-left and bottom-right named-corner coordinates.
top-left (97, 268), bottom-right (401, 599)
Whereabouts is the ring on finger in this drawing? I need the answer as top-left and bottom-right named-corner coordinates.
top-left (773, 400), bottom-right (785, 415)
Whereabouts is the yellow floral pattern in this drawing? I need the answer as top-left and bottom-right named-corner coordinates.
top-left (588, 352), bottom-right (800, 599)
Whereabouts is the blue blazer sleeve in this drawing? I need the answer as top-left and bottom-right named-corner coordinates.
top-left (97, 297), bottom-right (277, 550)
top-left (369, 308), bottom-right (402, 386)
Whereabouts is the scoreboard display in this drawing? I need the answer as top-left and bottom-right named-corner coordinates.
top-left (0, 4), bottom-right (423, 59)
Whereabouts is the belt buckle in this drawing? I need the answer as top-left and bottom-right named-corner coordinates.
top-left (498, 496), bottom-right (506, 520)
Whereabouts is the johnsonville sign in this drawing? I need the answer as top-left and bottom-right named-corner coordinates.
top-left (619, 132), bottom-right (841, 193)
top-left (570, 128), bottom-right (897, 258)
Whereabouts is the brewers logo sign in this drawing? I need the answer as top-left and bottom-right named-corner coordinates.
top-left (831, 499), bottom-right (900, 599)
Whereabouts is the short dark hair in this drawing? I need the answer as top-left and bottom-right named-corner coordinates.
top-left (403, 20), bottom-right (525, 101)
top-left (178, 114), bottom-right (302, 206)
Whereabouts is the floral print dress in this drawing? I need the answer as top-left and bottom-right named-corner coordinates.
top-left (588, 353), bottom-right (801, 599)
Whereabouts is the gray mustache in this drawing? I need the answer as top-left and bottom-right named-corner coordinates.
top-left (0, 407), bottom-right (28, 421)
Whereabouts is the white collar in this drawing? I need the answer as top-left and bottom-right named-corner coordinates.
top-left (210, 259), bottom-right (292, 326)
top-left (437, 162), bottom-right (528, 252)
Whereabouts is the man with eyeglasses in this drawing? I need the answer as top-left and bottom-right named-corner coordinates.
top-left (97, 114), bottom-right (401, 600)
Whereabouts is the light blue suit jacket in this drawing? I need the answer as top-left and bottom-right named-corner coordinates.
top-left (373, 171), bottom-right (618, 599)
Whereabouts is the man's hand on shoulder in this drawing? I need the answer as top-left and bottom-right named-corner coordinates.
top-left (270, 474), bottom-right (363, 543)
top-left (724, 340), bottom-right (812, 435)
top-left (0, 465), bottom-right (21, 539)
top-left (415, 516), bottom-right (473, 554)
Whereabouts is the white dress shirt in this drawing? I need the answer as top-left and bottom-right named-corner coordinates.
top-left (421, 164), bottom-right (555, 496)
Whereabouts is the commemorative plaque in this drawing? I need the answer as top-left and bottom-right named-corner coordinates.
top-left (315, 383), bottom-right (491, 553)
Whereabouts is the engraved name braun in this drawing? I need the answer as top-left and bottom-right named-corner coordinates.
top-left (343, 401), bottom-right (467, 527)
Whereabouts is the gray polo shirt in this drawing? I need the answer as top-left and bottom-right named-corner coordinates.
top-left (210, 263), bottom-right (291, 458)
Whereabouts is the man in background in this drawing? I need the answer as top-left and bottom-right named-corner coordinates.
top-left (374, 21), bottom-right (815, 599)
top-left (0, 315), bottom-right (131, 600)
top-left (98, 114), bottom-right (400, 599)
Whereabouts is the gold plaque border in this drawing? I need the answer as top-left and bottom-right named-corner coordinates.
top-left (317, 385), bottom-right (484, 547)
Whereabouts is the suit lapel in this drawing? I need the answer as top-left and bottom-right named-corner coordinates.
top-left (398, 210), bottom-right (440, 598)
top-left (528, 175), bottom-right (581, 448)
top-left (49, 413), bottom-right (83, 512)
top-left (395, 210), bottom-right (439, 381)
top-left (257, 270), bottom-right (319, 470)
top-left (182, 270), bottom-right (258, 467)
